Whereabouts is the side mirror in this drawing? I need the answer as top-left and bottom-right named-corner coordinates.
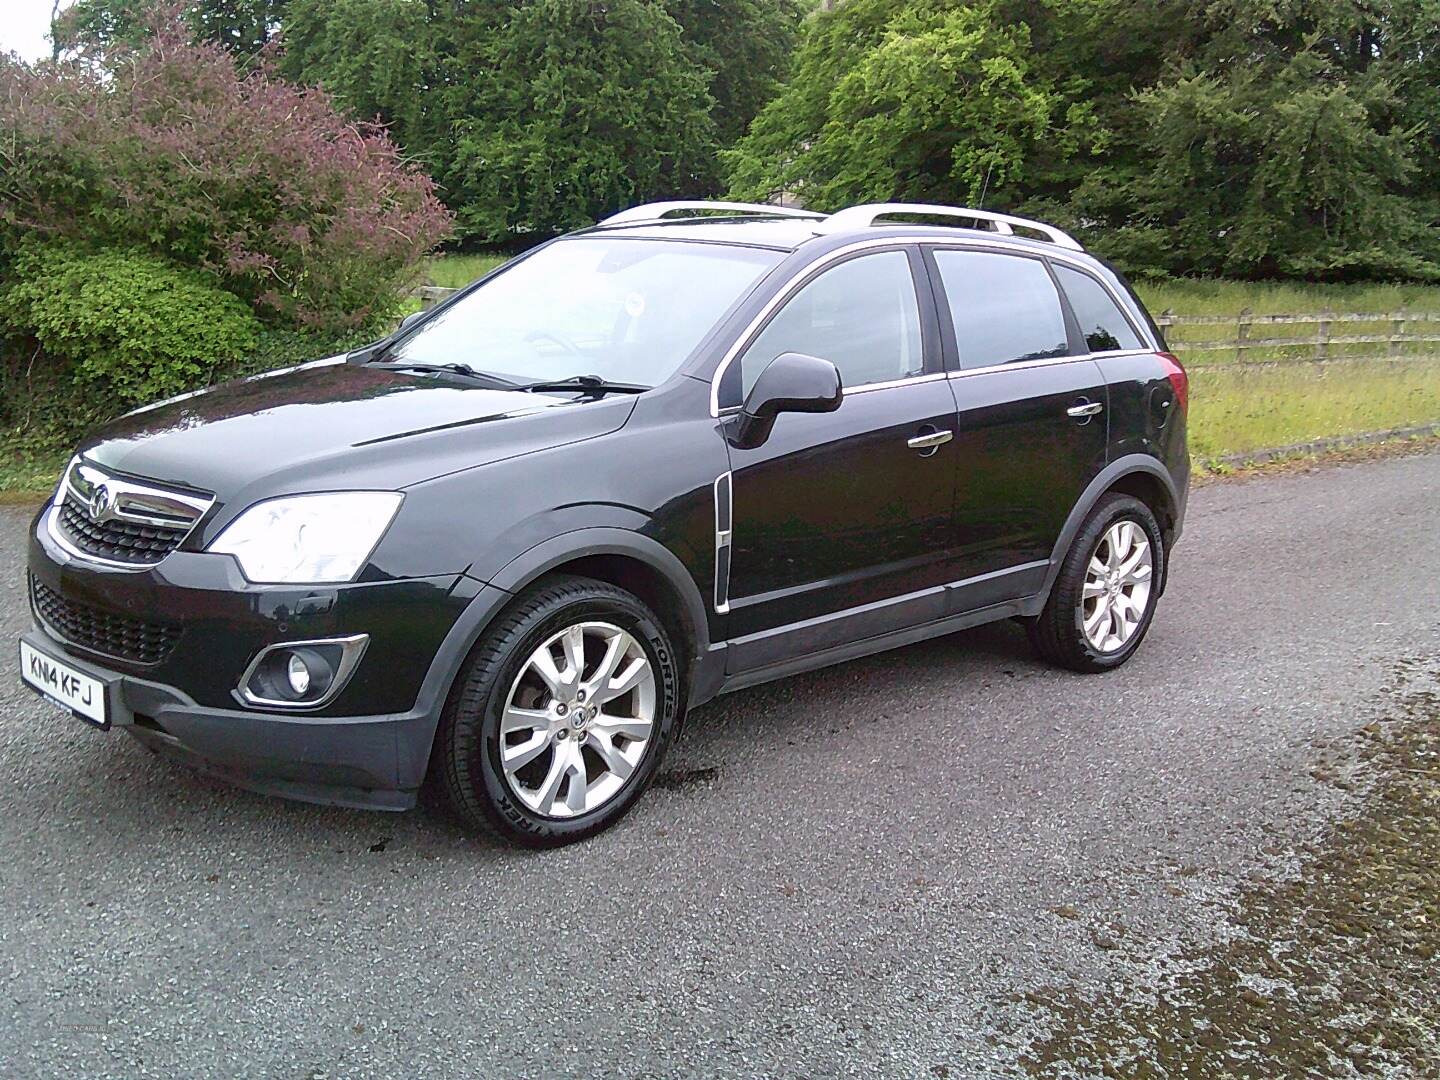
top-left (399, 309), bottom-right (427, 332)
top-left (730, 352), bottom-right (843, 449)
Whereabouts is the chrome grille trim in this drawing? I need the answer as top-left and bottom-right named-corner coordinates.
top-left (47, 458), bottom-right (214, 570)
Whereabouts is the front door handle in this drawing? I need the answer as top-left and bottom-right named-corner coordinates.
top-left (906, 429), bottom-right (953, 453)
top-left (1066, 401), bottom-right (1104, 419)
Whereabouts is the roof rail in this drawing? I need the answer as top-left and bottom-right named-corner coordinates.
top-left (597, 201), bottom-right (827, 226)
top-left (816, 203), bottom-right (1083, 250)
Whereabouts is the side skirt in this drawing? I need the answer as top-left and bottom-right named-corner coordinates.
top-left (716, 597), bottom-right (1028, 696)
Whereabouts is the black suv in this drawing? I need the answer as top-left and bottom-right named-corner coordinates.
top-left (20, 201), bottom-right (1188, 846)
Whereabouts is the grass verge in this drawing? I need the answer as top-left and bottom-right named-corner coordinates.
top-left (1187, 359), bottom-right (1440, 460)
top-left (1018, 664), bottom-right (1440, 1078)
top-left (0, 453), bottom-right (64, 504)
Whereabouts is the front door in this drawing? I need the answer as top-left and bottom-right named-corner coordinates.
top-left (717, 248), bottom-right (962, 671)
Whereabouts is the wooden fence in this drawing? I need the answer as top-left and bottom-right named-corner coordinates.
top-left (1156, 310), bottom-right (1440, 370)
top-left (414, 285), bottom-right (456, 309)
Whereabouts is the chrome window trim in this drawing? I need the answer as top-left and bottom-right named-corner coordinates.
top-left (709, 237), bottom-right (926, 417)
top-left (846, 372), bottom-right (949, 395)
top-left (1046, 260), bottom-right (1151, 356)
top-left (923, 240), bottom-right (1157, 356)
top-left (945, 348), bottom-right (1155, 381)
top-left (236, 634), bottom-right (370, 710)
top-left (709, 236), bottom-right (1157, 416)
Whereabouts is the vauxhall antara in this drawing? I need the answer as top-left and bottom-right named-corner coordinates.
top-left (21, 202), bottom-right (1189, 846)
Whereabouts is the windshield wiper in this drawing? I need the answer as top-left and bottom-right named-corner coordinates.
top-left (372, 361), bottom-right (518, 389)
top-left (516, 374), bottom-right (648, 396)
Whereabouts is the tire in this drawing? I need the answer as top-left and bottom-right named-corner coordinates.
top-left (1025, 493), bottom-right (1165, 673)
top-left (432, 575), bottom-right (681, 846)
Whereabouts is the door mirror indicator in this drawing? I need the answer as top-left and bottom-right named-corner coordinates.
top-left (730, 352), bottom-right (843, 449)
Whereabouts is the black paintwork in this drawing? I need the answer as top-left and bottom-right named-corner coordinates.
top-left (22, 219), bottom-right (1189, 810)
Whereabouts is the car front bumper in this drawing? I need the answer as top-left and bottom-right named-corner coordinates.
top-left (21, 629), bottom-right (438, 809)
top-left (24, 502), bottom-right (515, 811)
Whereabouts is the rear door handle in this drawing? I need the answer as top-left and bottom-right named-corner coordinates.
top-left (907, 429), bottom-right (953, 452)
top-left (1066, 402), bottom-right (1104, 419)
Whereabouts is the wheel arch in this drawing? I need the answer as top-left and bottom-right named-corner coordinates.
top-left (1029, 456), bottom-right (1180, 612)
top-left (399, 530), bottom-right (712, 794)
top-left (486, 529), bottom-right (710, 682)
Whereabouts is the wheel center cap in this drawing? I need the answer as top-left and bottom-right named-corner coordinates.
top-left (571, 712), bottom-right (586, 728)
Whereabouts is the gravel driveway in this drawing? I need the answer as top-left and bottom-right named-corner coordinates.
top-left (2, 451), bottom-right (1437, 1079)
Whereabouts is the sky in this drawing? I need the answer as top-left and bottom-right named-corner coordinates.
top-left (1, 0), bottom-right (74, 63)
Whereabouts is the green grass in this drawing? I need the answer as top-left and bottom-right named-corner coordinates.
top-left (1127, 280), bottom-right (1440, 459)
top-left (0, 452), bottom-right (65, 504)
top-left (422, 253), bottom-right (509, 290)
top-left (1188, 360), bottom-right (1440, 460)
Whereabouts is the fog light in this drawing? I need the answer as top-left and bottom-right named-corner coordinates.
top-left (287, 653), bottom-right (312, 696)
top-left (237, 635), bottom-right (369, 709)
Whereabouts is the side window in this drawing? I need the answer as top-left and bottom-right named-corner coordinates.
top-left (740, 251), bottom-right (923, 396)
top-left (1055, 265), bottom-right (1144, 353)
top-left (932, 250), bottom-right (1070, 369)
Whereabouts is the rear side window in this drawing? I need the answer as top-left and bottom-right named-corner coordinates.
top-left (1054, 265), bottom-right (1144, 353)
top-left (739, 250), bottom-right (924, 395)
top-left (932, 250), bottom-right (1069, 369)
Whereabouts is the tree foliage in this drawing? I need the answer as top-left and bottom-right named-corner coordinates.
top-left (280, 0), bottom-right (802, 244)
top-left (53, 0), bottom-right (289, 57)
top-left (728, 0), bottom-right (1440, 281)
top-left (726, 0), bottom-right (1064, 210)
top-left (446, 0), bottom-right (718, 241)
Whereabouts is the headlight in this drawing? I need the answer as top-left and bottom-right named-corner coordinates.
top-left (209, 492), bottom-right (403, 584)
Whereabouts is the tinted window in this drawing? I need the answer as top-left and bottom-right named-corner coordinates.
top-left (740, 251), bottom-right (923, 395)
top-left (1055, 265), bottom-right (1144, 353)
top-left (393, 238), bottom-right (781, 388)
top-left (933, 250), bottom-right (1069, 368)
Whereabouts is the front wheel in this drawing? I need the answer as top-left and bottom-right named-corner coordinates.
top-left (432, 575), bottom-right (681, 846)
top-left (1025, 494), bottom-right (1165, 673)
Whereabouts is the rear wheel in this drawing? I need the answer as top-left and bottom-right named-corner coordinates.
top-left (1026, 494), bottom-right (1164, 673)
top-left (433, 575), bottom-right (680, 846)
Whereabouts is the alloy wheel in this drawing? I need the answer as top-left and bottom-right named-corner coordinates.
top-left (498, 621), bottom-right (656, 818)
top-left (1081, 520), bottom-right (1154, 653)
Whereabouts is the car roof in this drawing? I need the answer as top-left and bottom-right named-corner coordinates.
top-left (574, 217), bottom-right (1091, 265)
top-left (571, 202), bottom-right (1090, 263)
top-left (570, 218), bottom-right (824, 250)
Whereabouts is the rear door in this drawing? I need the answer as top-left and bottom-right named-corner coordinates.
top-left (717, 247), bottom-right (962, 670)
top-left (923, 246), bottom-right (1110, 608)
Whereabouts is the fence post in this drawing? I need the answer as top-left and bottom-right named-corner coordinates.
top-left (1316, 308), bottom-right (1332, 360)
top-left (1390, 311), bottom-right (1405, 357)
top-left (1235, 307), bottom-right (1251, 364)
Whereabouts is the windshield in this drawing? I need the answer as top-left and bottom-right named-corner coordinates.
top-left (388, 238), bottom-right (784, 387)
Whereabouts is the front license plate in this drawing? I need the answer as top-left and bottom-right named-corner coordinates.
top-left (19, 639), bottom-right (109, 728)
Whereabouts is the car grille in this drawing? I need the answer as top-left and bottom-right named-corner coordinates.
top-left (56, 492), bottom-right (191, 565)
top-left (50, 460), bottom-right (211, 567)
top-left (30, 577), bottom-right (181, 666)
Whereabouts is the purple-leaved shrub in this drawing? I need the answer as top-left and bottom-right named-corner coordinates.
top-left (0, 9), bottom-right (453, 334)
